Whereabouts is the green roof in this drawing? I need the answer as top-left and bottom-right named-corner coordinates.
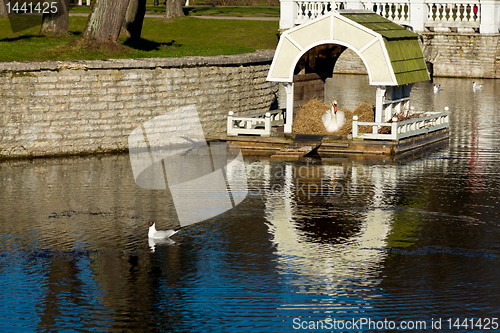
top-left (340, 11), bottom-right (429, 85)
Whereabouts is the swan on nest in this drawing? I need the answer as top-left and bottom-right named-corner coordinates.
top-left (322, 99), bottom-right (346, 133)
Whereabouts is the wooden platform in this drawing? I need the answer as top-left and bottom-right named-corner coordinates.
top-left (207, 128), bottom-right (449, 161)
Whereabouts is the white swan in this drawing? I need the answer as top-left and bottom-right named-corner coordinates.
top-left (473, 82), bottom-right (483, 90)
top-left (145, 221), bottom-right (178, 239)
top-left (433, 84), bottom-right (441, 93)
top-left (322, 99), bottom-right (346, 133)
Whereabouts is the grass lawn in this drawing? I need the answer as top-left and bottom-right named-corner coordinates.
top-left (0, 16), bottom-right (279, 62)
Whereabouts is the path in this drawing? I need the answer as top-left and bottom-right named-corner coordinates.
top-left (69, 12), bottom-right (279, 21)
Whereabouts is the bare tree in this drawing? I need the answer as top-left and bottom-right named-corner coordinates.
top-left (165, 0), bottom-right (184, 19)
top-left (124, 0), bottom-right (146, 39)
top-left (40, 0), bottom-right (69, 34)
top-left (83, 0), bottom-right (131, 44)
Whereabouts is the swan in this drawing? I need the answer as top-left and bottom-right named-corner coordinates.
top-left (145, 221), bottom-right (178, 239)
top-left (473, 82), bottom-right (483, 90)
top-left (322, 99), bottom-right (346, 133)
top-left (433, 84), bottom-right (441, 93)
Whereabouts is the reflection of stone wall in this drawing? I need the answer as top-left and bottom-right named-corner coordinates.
top-left (0, 50), bottom-right (278, 158)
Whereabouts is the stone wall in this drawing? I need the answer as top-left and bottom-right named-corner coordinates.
top-left (421, 32), bottom-right (500, 78)
top-left (332, 49), bottom-right (368, 75)
top-left (0, 50), bottom-right (278, 159)
top-left (333, 33), bottom-right (500, 79)
top-left (293, 73), bottom-right (325, 112)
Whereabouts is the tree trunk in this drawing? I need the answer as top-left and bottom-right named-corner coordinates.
top-left (0, 0), bottom-right (7, 18)
top-left (165, 0), bottom-right (184, 19)
top-left (124, 0), bottom-right (146, 39)
top-left (40, 0), bottom-right (69, 34)
top-left (83, 0), bottom-right (130, 44)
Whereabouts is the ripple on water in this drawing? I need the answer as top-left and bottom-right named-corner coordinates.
top-left (1, 77), bottom-right (500, 331)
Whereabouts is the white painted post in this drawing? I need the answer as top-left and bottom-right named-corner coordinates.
top-left (480, 0), bottom-right (500, 33)
top-left (375, 86), bottom-right (385, 133)
top-left (444, 106), bottom-right (449, 126)
top-left (280, 0), bottom-right (297, 31)
top-left (227, 111), bottom-right (235, 136)
top-left (375, 86), bottom-right (385, 123)
top-left (409, 0), bottom-right (426, 32)
top-left (391, 122), bottom-right (398, 141)
top-left (264, 112), bottom-right (272, 137)
top-left (284, 82), bottom-right (294, 133)
top-left (352, 115), bottom-right (358, 138)
top-left (78, 0), bottom-right (82, 5)
top-left (86, 0), bottom-right (90, 5)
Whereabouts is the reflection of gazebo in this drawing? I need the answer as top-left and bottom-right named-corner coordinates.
top-left (267, 10), bottom-right (430, 133)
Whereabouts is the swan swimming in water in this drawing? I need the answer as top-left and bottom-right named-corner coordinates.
top-left (473, 82), bottom-right (483, 90)
top-left (145, 221), bottom-right (178, 239)
top-left (322, 99), bottom-right (346, 133)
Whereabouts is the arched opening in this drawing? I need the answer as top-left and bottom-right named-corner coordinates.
top-left (293, 44), bottom-right (347, 113)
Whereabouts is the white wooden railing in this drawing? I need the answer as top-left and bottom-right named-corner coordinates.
top-left (227, 109), bottom-right (286, 137)
top-left (280, 0), bottom-right (500, 33)
top-left (352, 111), bottom-right (449, 140)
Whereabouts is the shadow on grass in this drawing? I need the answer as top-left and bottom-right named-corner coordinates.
top-left (0, 34), bottom-right (43, 42)
top-left (123, 38), bottom-right (179, 51)
top-left (1, 31), bottom-right (81, 43)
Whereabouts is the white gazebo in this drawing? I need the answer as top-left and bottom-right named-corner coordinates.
top-left (267, 9), bottom-right (430, 133)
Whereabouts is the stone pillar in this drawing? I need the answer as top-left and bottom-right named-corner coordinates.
top-left (480, 0), bottom-right (500, 33)
top-left (409, 0), bottom-right (426, 32)
top-left (284, 82), bottom-right (294, 133)
top-left (280, 0), bottom-right (297, 31)
top-left (345, 0), bottom-right (365, 10)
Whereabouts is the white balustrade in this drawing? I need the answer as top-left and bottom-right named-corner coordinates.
top-left (227, 109), bottom-right (286, 137)
top-left (364, 0), bottom-right (411, 25)
top-left (352, 111), bottom-right (449, 141)
top-left (425, 0), bottom-right (480, 31)
top-left (295, 0), bottom-right (344, 24)
top-left (281, 0), bottom-right (498, 33)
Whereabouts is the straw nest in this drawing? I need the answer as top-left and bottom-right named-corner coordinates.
top-left (292, 99), bottom-right (375, 136)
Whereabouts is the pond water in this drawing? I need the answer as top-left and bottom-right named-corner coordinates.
top-left (1, 75), bottom-right (500, 332)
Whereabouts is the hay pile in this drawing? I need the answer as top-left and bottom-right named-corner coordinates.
top-left (292, 99), bottom-right (375, 136)
top-left (292, 99), bottom-right (330, 135)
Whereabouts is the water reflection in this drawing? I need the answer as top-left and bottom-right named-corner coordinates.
top-left (0, 76), bottom-right (499, 331)
top-left (257, 160), bottom-right (390, 313)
